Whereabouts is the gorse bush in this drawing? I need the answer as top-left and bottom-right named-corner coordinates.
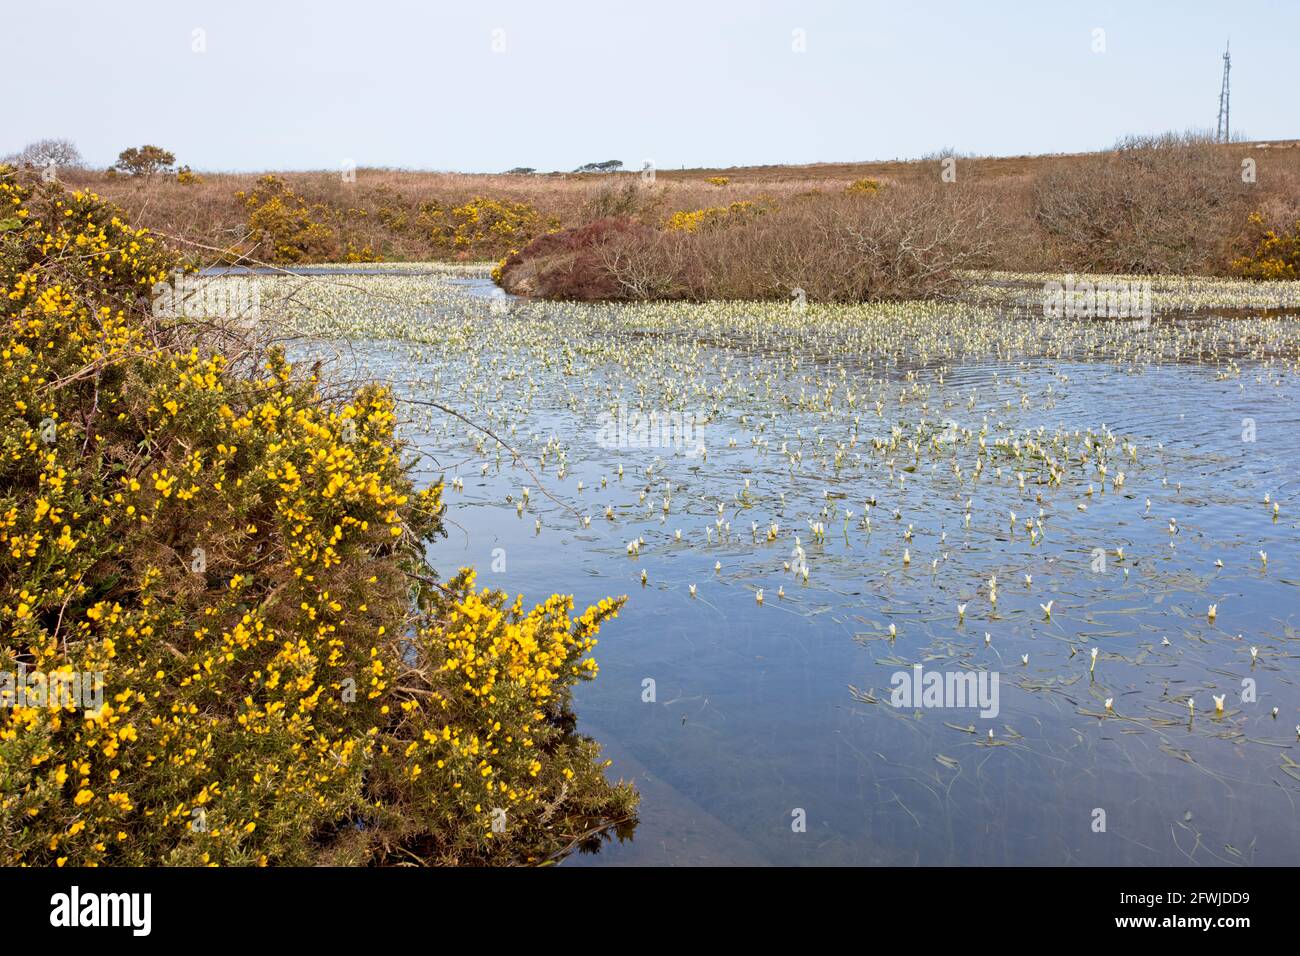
top-left (416, 195), bottom-right (554, 258)
top-left (664, 200), bottom-right (767, 234)
top-left (239, 175), bottom-right (338, 264)
top-left (846, 178), bottom-right (882, 195)
top-left (1233, 212), bottom-right (1300, 280)
top-left (0, 168), bottom-right (635, 865)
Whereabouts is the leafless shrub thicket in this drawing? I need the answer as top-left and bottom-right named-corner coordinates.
top-left (1032, 132), bottom-right (1255, 274)
top-left (500, 185), bottom-right (994, 302)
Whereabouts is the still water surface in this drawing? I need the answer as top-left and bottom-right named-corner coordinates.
top-left (279, 272), bottom-right (1300, 865)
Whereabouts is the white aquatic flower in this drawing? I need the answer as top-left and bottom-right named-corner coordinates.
top-left (714, 561), bottom-right (721, 572)
top-left (902, 548), bottom-right (911, 566)
top-left (957, 603), bottom-right (967, 619)
top-left (689, 584), bottom-right (697, 597)
top-left (1104, 698), bottom-right (1113, 712)
top-left (756, 589), bottom-right (764, 605)
top-left (1213, 694), bottom-right (1225, 714)
top-left (640, 569), bottom-right (647, 584)
top-left (1024, 574), bottom-right (1032, 586)
top-left (1207, 604), bottom-right (1217, 622)
top-left (1021, 654), bottom-right (1029, 666)
top-left (1250, 646), bottom-right (1259, 662)
top-left (1040, 600), bottom-right (1053, 620)
top-left (984, 632), bottom-right (991, 646)
top-left (888, 623), bottom-right (897, 638)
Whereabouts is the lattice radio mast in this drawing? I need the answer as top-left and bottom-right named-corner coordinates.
top-left (1216, 42), bottom-right (1231, 143)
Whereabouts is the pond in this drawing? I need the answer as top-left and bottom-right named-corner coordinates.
top-left (261, 266), bottom-right (1300, 866)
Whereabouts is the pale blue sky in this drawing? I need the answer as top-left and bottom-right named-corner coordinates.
top-left (8, 0), bottom-right (1294, 172)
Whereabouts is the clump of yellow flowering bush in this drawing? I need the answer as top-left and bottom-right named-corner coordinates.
top-left (1233, 211), bottom-right (1300, 280)
top-left (0, 168), bottom-right (635, 866)
top-left (847, 178), bottom-right (882, 195)
top-left (664, 200), bottom-right (767, 233)
top-left (238, 175), bottom-right (339, 264)
top-left (416, 196), bottom-right (555, 258)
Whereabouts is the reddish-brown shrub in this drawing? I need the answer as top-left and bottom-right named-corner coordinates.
top-left (496, 217), bottom-right (661, 299)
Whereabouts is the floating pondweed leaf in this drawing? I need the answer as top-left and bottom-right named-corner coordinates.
top-left (848, 685), bottom-right (879, 705)
top-left (1280, 754), bottom-right (1300, 783)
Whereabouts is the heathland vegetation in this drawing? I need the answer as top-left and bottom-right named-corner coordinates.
top-left (0, 166), bottom-right (635, 865)
top-left (26, 132), bottom-right (1300, 301)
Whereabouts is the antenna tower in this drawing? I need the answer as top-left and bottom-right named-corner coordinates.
top-left (1216, 42), bottom-right (1231, 143)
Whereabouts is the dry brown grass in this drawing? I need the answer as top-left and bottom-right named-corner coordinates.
top-left (61, 137), bottom-right (1300, 279)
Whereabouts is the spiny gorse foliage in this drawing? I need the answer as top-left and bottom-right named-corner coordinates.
top-left (0, 169), bottom-right (635, 866)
